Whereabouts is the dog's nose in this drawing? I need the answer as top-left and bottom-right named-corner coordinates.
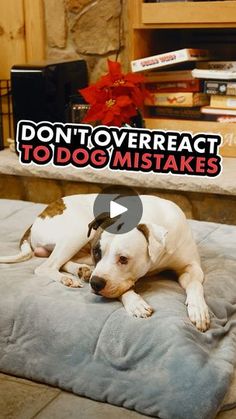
top-left (90, 276), bottom-right (106, 293)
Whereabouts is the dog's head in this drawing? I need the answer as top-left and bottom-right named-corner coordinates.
top-left (88, 216), bottom-right (169, 298)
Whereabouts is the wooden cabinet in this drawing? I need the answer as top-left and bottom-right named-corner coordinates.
top-left (128, 0), bottom-right (236, 157)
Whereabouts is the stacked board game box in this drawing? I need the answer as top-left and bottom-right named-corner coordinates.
top-left (192, 62), bottom-right (236, 122)
top-left (144, 0), bottom-right (227, 2)
top-left (131, 48), bottom-right (210, 120)
top-left (144, 1), bottom-right (190, 3)
top-left (143, 1), bottom-right (223, 2)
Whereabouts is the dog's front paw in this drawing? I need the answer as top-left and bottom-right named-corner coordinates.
top-left (187, 301), bottom-right (210, 332)
top-left (61, 276), bottom-right (83, 288)
top-left (77, 265), bottom-right (92, 281)
top-left (125, 296), bottom-right (153, 319)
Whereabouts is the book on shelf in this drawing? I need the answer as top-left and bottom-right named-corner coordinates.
top-left (201, 106), bottom-right (236, 116)
top-left (192, 68), bottom-right (236, 80)
top-left (202, 114), bottom-right (236, 123)
top-left (197, 61), bottom-right (236, 70)
top-left (149, 106), bottom-right (203, 120)
top-left (146, 79), bottom-right (202, 93)
top-left (145, 92), bottom-right (209, 107)
top-left (210, 95), bottom-right (236, 109)
top-left (144, 69), bottom-right (195, 82)
top-left (214, 116), bottom-right (236, 123)
top-left (144, 1), bottom-right (190, 3)
top-left (159, 0), bottom-right (188, 2)
top-left (204, 80), bottom-right (236, 96)
top-left (144, 1), bottom-right (221, 3)
top-left (131, 48), bottom-right (210, 73)
top-left (0, 119), bottom-right (3, 150)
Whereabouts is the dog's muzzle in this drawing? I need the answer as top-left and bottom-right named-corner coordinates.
top-left (90, 276), bottom-right (106, 294)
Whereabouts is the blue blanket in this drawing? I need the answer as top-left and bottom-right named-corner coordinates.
top-left (0, 199), bottom-right (236, 419)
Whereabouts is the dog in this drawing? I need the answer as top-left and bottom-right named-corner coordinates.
top-left (0, 194), bottom-right (210, 332)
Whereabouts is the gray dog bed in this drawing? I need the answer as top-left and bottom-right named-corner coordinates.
top-left (0, 199), bottom-right (236, 419)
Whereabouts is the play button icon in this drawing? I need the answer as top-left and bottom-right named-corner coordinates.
top-left (110, 201), bottom-right (128, 218)
top-left (93, 185), bottom-right (143, 235)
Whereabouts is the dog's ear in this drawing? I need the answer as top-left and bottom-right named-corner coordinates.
top-left (137, 223), bottom-right (170, 263)
top-left (87, 212), bottom-right (110, 238)
top-left (87, 212), bottom-right (121, 238)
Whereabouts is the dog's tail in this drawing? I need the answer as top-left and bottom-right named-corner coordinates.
top-left (0, 226), bottom-right (33, 263)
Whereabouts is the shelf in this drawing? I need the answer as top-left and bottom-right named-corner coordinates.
top-left (141, 1), bottom-right (236, 28)
top-left (145, 118), bottom-right (236, 157)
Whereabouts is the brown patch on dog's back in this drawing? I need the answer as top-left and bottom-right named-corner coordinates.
top-left (39, 198), bottom-right (66, 219)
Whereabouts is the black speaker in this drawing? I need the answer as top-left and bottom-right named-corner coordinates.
top-left (11, 60), bottom-right (88, 138)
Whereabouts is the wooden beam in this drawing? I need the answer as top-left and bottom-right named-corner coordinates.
top-left (0, 0), bottom-right (26, 79)
top-left (23, 0), bottom-right (45, 62)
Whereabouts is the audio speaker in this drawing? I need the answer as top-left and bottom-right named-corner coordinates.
top-left (11, 60), bottom-right (88, 139)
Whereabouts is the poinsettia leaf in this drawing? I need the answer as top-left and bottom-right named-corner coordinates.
top-left (116, 95), bottom-right (133, 107)
top-left (102, 109), bottom-right (118, 125)
top-left (97, 74), bottom-right (113, 89)
top-left (82, 104), bottom-right (105, 123)
top-left (130, 87), bottom-right (144, 108)
top-left (126, 105), bottom-right (138, 118)
top-left (107, 59), bottom-right (122, 81)
top-left (111, 86), bottom-right (131, 98)
top-left (79, 85), bottom-right (100, 105)
top-left (125, 73), bottom-right (145, 84)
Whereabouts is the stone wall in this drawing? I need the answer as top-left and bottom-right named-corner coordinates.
top-left (1, 174), bottom-right (236, 225)
top-left (43, 0), bottom-right (129, 83)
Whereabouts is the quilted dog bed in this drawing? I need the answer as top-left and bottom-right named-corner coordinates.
top-left (0, 199), bottom-right (236, 419)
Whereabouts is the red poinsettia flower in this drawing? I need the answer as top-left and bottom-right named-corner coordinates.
top-left (82, 93), bottom-right (138, 127)
top-left (79, 59), bottom-right (151, 127)
top-left (97, 60), bottom-right (144, 88)
top-left (97, 60), bottom-right (150, 109)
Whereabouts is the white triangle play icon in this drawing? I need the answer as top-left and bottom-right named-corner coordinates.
top-left (110, 201), bottom-right (128, 219)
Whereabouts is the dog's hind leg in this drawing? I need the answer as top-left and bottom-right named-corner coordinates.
top-left (34, 235), bottom-right (89, 287)
top-left (178, 262), bottom-right (210, 332)
top-left (34, 247), bottom-right (51, 258)
top-left (62, 261), bottom-right (93, 286)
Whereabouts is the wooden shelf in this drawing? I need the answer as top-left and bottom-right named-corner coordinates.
top-left (145, 118), bottom-right (236, 157)
top-left (141, 1), bottom-right (236, 28)
top-left (128, 1), bottom-right (236, 158)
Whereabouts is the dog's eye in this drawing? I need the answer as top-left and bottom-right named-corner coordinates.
top-left (119, 256), bottom-right (128, 265)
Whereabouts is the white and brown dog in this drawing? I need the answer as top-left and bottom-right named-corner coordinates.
top-left (0, 194), bottom-right (210, 331)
